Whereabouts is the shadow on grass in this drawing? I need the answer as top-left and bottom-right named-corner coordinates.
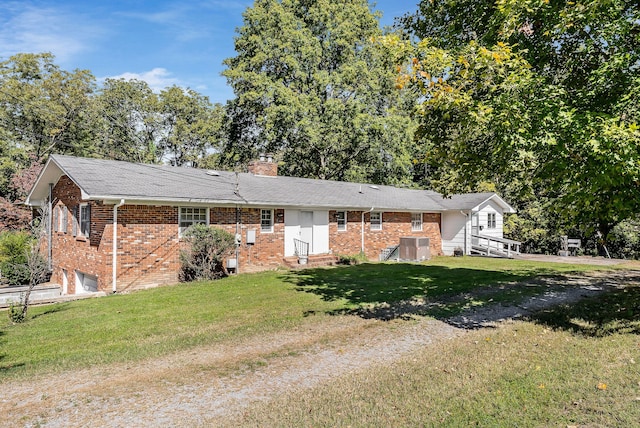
top-left (29, 303), bottom-right (69, 320)
top-left (530, 286), bottom-right (640, 337)
top-left (285, 263), bottom-right (560, 322)
top-left (0, 330), bottom-right (22, 372)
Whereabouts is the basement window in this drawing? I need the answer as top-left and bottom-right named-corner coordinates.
top-left (179, 207), bottom-right (208, 236)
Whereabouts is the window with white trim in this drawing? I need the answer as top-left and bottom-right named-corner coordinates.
top-left (487, 212), bottom-right (497, 229)
top-left (261, 209), bottom-right (273, 233)
top-left (179, 207), bottom-right (208, 236)
top-left (411, 213), bottom-right (423, 231)
top-left (370, 211), bottom-right (382, 231)
top-left (79, 204), bottom-right (91, 237)
top-left (336, 211), bottom-right (347, 231)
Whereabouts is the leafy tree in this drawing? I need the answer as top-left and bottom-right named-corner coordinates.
top-left (158, 86), bottom-right (225, 167)
top-left (223, 0), bottom-right (418, 184)
top-left (0, 53), bottom-right (97, 160)
top-left (0, 53), bottom-right (95, 229)
top-left (607, 217), bottom-right (640, 260)
top-left (398, 1), bottom-right (640, 244)
top-left (94, 78), bottom-right (162, 163)
top-left (0, 53), bottom-right (96, 229)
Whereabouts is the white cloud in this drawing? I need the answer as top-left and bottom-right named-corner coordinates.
top-left (104, 68), bottom-right (181, 93)
top-left (0, 2), bottom-right (103, 62)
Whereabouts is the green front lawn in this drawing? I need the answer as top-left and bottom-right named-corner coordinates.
top-left (0, 257), bottom-right (619, 379)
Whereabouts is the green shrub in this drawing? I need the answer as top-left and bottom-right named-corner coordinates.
top-left (0, 231), bottom-right (32, 286)
top-left (8, 300), bottom-right (26, 323)
top-left (607, 218), bottom-right (640, 259)
top-left (179, 224), bottom-right (236, 282)
top-left (336, 252), bottom-right (368, 265)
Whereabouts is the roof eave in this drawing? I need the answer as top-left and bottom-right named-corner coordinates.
top-left (95, 196), bottom-right (244, 206)
top-left (25, 156), bottom-right (60, 207)
top-left (471, 194), bottom-right (516, 213)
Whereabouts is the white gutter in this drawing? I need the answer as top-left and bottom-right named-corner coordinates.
top-left (361, 207), bottom-right (374, 254)
top-left (112, 199), bottom-right (125, 293)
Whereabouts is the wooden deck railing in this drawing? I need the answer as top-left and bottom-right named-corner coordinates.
top-left (471, 234), bottom-right (521, 258)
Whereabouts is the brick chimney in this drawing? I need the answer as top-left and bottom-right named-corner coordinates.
top-left (247, 153), bottom-right (278, 176)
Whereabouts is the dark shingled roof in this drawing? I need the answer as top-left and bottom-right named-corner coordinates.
top-left (27, 155), bottom-right (513, 213)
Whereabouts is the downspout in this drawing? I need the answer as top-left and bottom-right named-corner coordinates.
top-left (460, 210), bottom-right (469, 255)
top-left (361, 207), bottom-right (374, 255)
top-left (233, 170), bottom-right (246, 274)
top-left (47, 183), bottom-right (53, 271)
top-left (235, 204), bottom-right (240, 274)
top-left (112, 199), bottom-right (125, 293)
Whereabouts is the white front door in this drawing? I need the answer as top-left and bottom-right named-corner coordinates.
top-left (300, 211), bottom-right (314, 251)
top-left (283, 210), bottom-right (329, 257)
top-left (471, 212), bottom-right (480, 245)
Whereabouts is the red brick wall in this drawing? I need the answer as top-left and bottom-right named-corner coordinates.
top-left (328, 210), bottom-right (442, 259)
top-left (115, 205), bottom-right (180, 290)
top-left (50, 176), bottom-right (106, 294)
top-left (209, 207), bottom-right (285, 272)
top-left (50, 176), bottom-right (183, 293)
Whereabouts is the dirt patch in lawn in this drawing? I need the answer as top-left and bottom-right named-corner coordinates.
top-left (3, 270), bottom-right (639, 427)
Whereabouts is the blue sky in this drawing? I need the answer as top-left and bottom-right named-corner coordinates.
top-left (0, 1), bottom-right (419, 104)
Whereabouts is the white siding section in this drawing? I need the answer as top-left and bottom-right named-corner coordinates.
top-left (284, 210), bottom-right (300, 257)
top-left (312, 211), bottom-right (329, 254)
top-left (284, 209), bottom-right (329, 256)
top-left (476, 200), bottom-right (504, 239)
top-left (441, 211), bottom-right (469, 255)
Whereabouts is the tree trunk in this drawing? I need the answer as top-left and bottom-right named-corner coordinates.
top-left (597, 220), bottom-right (613, 258)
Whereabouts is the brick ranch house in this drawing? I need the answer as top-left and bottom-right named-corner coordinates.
top-left (26, 155), bottom-right (516, 295)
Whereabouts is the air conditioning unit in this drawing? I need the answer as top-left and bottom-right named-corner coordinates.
top-left (399, 236), bottom-right (431, 261)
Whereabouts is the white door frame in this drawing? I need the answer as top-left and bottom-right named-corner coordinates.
top-left (62, 269), bottom-right (68, 295)
top-left (284, 209), bottom-right (329, 256)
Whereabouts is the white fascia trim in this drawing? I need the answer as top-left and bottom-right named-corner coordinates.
top-left (472, 194), bottom-right (516, 214)
top-left (96, 199), bottom-right (448, 212)
top-left (97, 197), bottom-right (242, 207)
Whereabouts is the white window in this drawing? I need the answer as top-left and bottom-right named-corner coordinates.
top-left (79, 204), bottom-right (91, 237)
top-left (411, 213), bottom-right (423, 231)
top-left (261, 209), bottom-right (273, 233)
top-left (487, 213), bottom-right (497, 229)
top-left (336, 211), bottom-right (347, 231)
top-left (370, 211), bottom-right (382, 231)
top-left (179, 207), bottom-right (208, 236)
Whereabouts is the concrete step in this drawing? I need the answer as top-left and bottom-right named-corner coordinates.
top-left (283, 254), bottom-right (338, 269)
